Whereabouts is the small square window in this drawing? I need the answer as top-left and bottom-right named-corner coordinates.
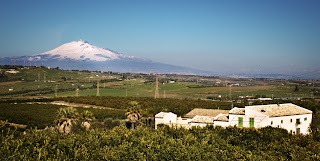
top-left (296, 119), bottom-right (301, 124)
top-left (281, 120), bottom-right (283, 124)
top-left (304, 117), bottom-right (307, 121)
top-left (290, 119), bottom-right (292, 123)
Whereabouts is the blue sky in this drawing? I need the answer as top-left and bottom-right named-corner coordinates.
top-left (0, 0), bottom-right (319, 75)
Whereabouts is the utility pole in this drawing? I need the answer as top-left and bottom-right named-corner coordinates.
top-left (229, 85), bottom-right (233, 108)
top-left (96, 80), bottom-right (100, 96)
top-left (43, 73), bottom-right (46, 82)
top-left (126, 86), bottom-right (128, 97)
top-left (154, 75), bottom-right (159, 99)
top-left (38, 72), bottom-right (40, 82)
top-left (76, 88), bottom-right (79, 97)
top-left (163, 89), bottom-right (166, 98)
top-left (55, 85), bottom-right (58, 97)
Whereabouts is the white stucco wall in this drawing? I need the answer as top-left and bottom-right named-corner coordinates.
top-left (244, 108), bottom-right (269, 128)
top-left (176, 117), bottom-right (192, 128)
top-left (268, 114), bottom-right (312, 134)
top-left (190, 122), bottom-right (210, 128)
top-left (155, 112), bottom-right (177, 129)
top-left (214, 121), bottom-right (229, 127)
top-left (229, 114), bottom-right (246, 127)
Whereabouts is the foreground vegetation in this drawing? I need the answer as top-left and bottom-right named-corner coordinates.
top-left (1, 125), bottom-right (320, 160)
top-left (1, 98), bottom-right (320, 160)
top-left (1, 66), bottom-right (320, 160)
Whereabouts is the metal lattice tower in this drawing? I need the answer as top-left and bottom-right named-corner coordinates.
top-left (55, 85), bottom-right (58, 97)
top-left (154, 75), bottom-right (159, 99)
top-left (96, 80), bottom-right (100, 96)
top-left (229, 85), bottom-right (233, 108)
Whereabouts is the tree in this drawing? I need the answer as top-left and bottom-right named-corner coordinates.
top-left (55, 108), bottom-right (96, 133)
top-left (80, 110), bottom-right (95, 131)
top-left (54, 107), bottom-right (79, 133)
top-left (294, 85), bottom-right (299, 92)
top-left (125, 101), bottom-right (142, 129)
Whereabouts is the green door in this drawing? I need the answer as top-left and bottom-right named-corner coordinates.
top-left (238, 117), bottom-right (243, 127)
top-left (296, 128), bottom-right (300, 134)
top-left (249, 118), bottom-right (254, 128)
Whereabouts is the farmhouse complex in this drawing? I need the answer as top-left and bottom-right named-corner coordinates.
top-left (155, 103), bottom-right (313, 135)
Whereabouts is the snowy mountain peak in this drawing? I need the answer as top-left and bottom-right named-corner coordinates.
top-left (40, 40), bottom-right (133, 61)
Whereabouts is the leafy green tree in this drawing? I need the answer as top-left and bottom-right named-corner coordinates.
top-left (125, 101), bottom-right (142, 129)
top-left (54, 107), bottom-right (79, 133)
top-left (80, 110), bottom-right (95, 131)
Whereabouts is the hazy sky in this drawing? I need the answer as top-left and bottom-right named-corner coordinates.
top-left (0, 0), bottom-right (319, 75)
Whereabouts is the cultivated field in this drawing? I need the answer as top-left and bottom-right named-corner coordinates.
top-left (1, 66), bottom-right (318, 100)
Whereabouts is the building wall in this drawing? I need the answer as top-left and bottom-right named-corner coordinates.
top-left (155, 113), bottom-right (177, 129)
top-left (229, 114), bottom-right (247, 127)
top-left (163, 113), bottom-right (177, 124)
top-left (190, 122), bottom-right (211, 128)
top-left (244, 108), bottom-right (269, 128)
top-left (176, 117), bottom-right (192, 128)
top-left (214, 121), bottom-right (229, 127)
top-left (268, 114), bottom-right (312, 134)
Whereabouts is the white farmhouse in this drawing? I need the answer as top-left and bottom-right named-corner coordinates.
top-left (155, 103), bottom-right (312, 135)
top-left (229, 103), bottom-right (312, 134)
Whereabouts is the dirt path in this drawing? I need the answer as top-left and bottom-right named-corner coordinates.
top-left (0, 120), bottom-right (27, 129)
top-left (0, 81), bottom-right (22, 86)
top-left (28, 101), bottom-right (120, 110)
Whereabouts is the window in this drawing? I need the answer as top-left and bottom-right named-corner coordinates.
top-left (271, 121), bottom-right (273, 125)
top-left (249, 118), bottom-right (254, 128)
top-left (296, 118), bottom-right (301, 124)
top-left (238, 117), bottom-right (243, 127)
top-left (290, 130), bottom-right (293, 134)
top-left (304, 117), bottom-right (307, 121)
top-left (290, 119), bottom-right (292, 123)
top-left (281, 120), bottom-right (283, 124)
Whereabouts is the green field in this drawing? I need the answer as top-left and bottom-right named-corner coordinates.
top-left (1, 67), bottom-right (317, 100)
top-left (1, 66), bottom-right (319, 100)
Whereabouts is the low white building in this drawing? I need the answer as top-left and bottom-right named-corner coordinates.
top-left (154, 112), bottom-right (177, 129)
top-left (155, 109), bottom-right (229, 129)
top-left (155, 103), bottom-right (313, 135)
top-left (229, 103), bottom-right (312, 134)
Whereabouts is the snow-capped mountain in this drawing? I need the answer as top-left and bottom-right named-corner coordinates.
top-left (39, 40), bottom-right (134, 61)
top-left (0, 40), bottom-right (210, 75)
